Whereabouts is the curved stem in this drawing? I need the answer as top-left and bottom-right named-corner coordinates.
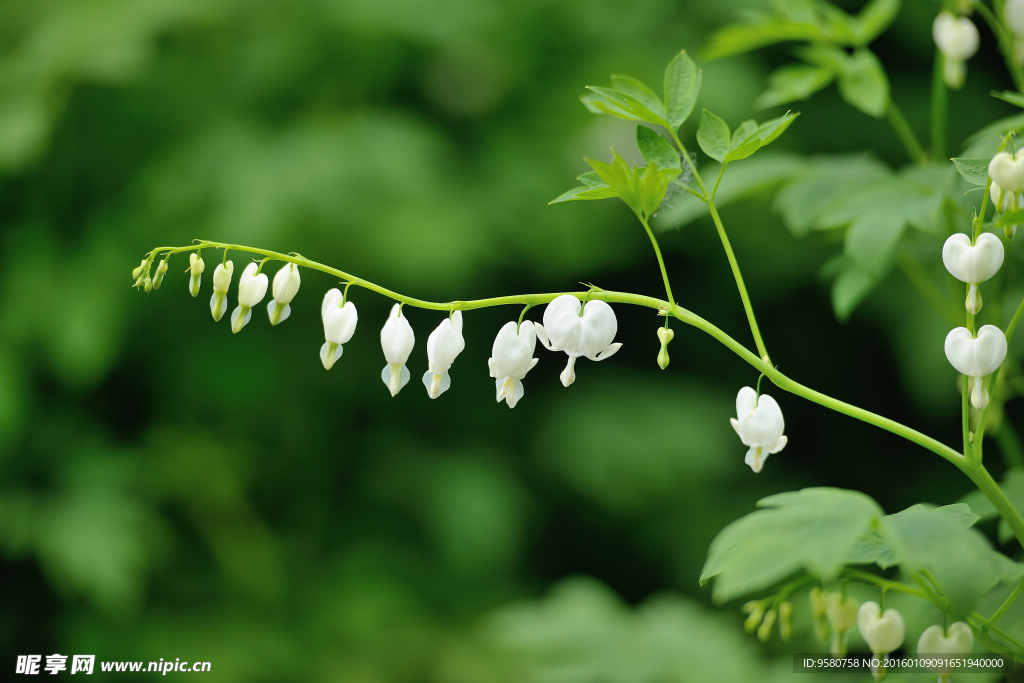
top-left (974, 2), bottom-right (1024, 91)
top-left (983, 576), bottom-right (1024, 632)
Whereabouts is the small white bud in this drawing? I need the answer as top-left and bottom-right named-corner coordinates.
top-left (189, 253), bottom-right (205, 297)
top-left (151, 259), bottom-right (168, 290)
top-left (209, 260), bottom-right (234, 322)
top-left (231, 263), bottom-right (269, 333)
top-left (267, 263), bottom-right (301, 325)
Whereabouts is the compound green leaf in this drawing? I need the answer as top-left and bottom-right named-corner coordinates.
top-left (754, 63), bottom-right (835, 110)
top-left (610, 74), bottom-right (667, 120)
top-left (586, 86), bottom-right (670, 129)
top-left (952, 157), bottom-right (992, 186)
top-left (700, 487), bottom-right (883, 603)
top-left (703, 19), bottom-right (823, 61)
top-left (836, 49), bottom-right (889, 118)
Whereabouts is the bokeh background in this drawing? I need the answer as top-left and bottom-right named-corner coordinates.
top-left (0, 0), bottom-right (1022, 680)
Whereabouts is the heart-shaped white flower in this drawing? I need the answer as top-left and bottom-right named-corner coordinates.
top-left (942, 233), bottom-right (1003, 314)
top-left (857, 602), bottom-right (905, 655)
top-left (917, 622), bottom-right (973, 666)
top-left (730, 387), bottom-right (787, 473)
top-left (933, 13), bottom-right (980, 60)
top-left (945, 325), bottom-right (1007, 408)
top-left (489, 320), bottom-right (540, 408)
top-left (989, 151), bottom-right (1024, 194)
top-left (535, 295), bottom-right (622, 387)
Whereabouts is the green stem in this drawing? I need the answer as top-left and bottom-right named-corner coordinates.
top-left (931, 50), bottom-right (948, 162)
top-left (666, 128), bottom-right (769, 361)
top-left (887, 101), bottom-right (927, 166)
top-left (840, 568), bottom-right (928, 598)
top-left (1007, 294), bottom-right (1024, 343)
top-left (639, 216), bottom-right (676, 305)
top-left (966, 462), bottom-right (1024, 549)
top-left (983, 576), bottom-right (1024, 632)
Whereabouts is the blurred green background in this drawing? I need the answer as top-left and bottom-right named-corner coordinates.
top-left (0, 0), bottom-right (1020, 680)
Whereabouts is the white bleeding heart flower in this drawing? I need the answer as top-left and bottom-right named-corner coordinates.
top-left (657, 326), bottom-right (674, 369)
top-left (231, 262), bottom-right (269, 333)
top-left (535, 295), bottom-right (622, 387)
top-left (488, 321), bottom-right (540, 408)
top-left (267, 263), bottom-right (301, 325)
top-left (942, 233), bottom-right (1004, 314)
top-left (188, 253), bottom-right (205, 297)
top-left (989, 151), bottom-right (1024, 194)
top-left (933, 12), bottom-right (979, 88)
top-left (730, 386), bottom-right (787, 473)
top-left (320, 288), bottom-right (358, 370)
top-left (945, 325), bottom-right (1008, 409)
top-left (380, 303), bottom-right (415, 396)
top-left (858, 602), bottom-right (905, 655)
top-left (422, 311), bottom-right (465, 399)
top-left (1009, 0), bottom-right (1024, 37)
top-left (917, 622), bottom-right (973, 671)
top-left (210, 260), bottom-right (234, 322)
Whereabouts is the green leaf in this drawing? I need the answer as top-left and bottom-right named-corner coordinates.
top-left (851, 0), bottom-right (901, 45)
top-left (580, 93), bottom-right (639, 120)
top-left (549, 185), bottom-right (619, 204)
top-left (952, 157), bottom-right (992, 186)
top-left (960, 468), bottom-right (1024, 543)
top-left (836, 49), bottom-right (889, 118)
top-left (663, 50), bottom-right (701, 131)
top-left (703, 19), bottom-right (823, 61)
top-left (636, 126), bottom-right (680, 170)
top-left (638, 162), bottom-right (670, 218)
top-left (730, 120), bottom-right (759, 149)
top-left (586, 86), bottom-right (670, 129)
top-left (610, 74), bottom-right (667, 120)
top-left (994, 90), bottom-right (1024, 109)
top-left (724, 138), bottom-right (762, 163)
top-left (754, 64), bottom-right (835, 110)
top-left (700, 487), bottom-right (883, 603)
top-left (752, 111), bottom-right (799, 146)
top-left (831, 262), bottom-right (875, 322)
top-left (696, 109), bottom-right (730, 163)
top-left (576, 171), bottom-right (606, 188)
top-left (846, 504), bottom-right (979, 569)
top-left (884, 504), bottom-right (1012, 618)
top-left (587, 151), bottom-right (642, 216)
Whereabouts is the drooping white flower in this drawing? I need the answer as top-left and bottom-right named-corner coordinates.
top-left (380, 303), bottom-right (415, 396)
top-left (918, 621), bottom-right (972, 658)
top-left (535, 295), bottom-right (622, 387)
top-left (730, 386), bottom-right (787, 473)
top-left (933, 12), bottom-right (979, 88)
top-left (267, 263), bottom-right (301, 325)
top-left (945, 325), bottom-right (1007, 408)
top-left (152, 258), bottom-right (168, 290)
top-left (210, 260), bottom-right (234, 322)
top-left (320, 288), bottom-right (358, 370)
top-left (188, 253), bottom-right (205, 297)
top-left (488, 320), bottom-right (540, 408)
top-left (858, 602), bottom-right (905, 681)
top-left (656, 326), bottom-right (673, 369)
top-left (230, 262), bottom-right (269, 333)
top-left (942, 232), bottom-right (1003, 314)
top-left (990, 151), bottom-right (1024, 193)
top-left (422, 311), bottom-right (465, 399)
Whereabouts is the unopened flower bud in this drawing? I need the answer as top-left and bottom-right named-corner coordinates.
top-left (743, 602), bottom-right (765, 633)
top-left (189, 253), bottom-right (205, 297)
top-left (809, 587), bottom-right (830, 642)
top-left (657, 326), bottom-right (673, 369)
top-left (779, 601), bottom-right (793, 642)
top-left (210, 260), bottom-right (234, 322)
top-left (143, 276), bottom-right (153, 293)
top-left (757, 609), bottom-right (776, 642)
top-left (132, 259), bottom-right (147, 280)
top-left (933, 12), bottom-right (979, 89)
top-left (231, 262), bottom-right (269, 333)
top-left (267, 263), bottom-right (301, 326)
top-left (152, 259), bottom-right (168, 290)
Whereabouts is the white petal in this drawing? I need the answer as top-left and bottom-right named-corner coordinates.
top-left (320, 341), bottom-right (341, 370)
top-left (322, 288), bottom-right (343, 321)
top-left (770, 435), bottom-right (788, 454)
top-left (745, 446), bottom-right (767, 473)
top-left (541, 295), bottom-right (582, 352)
top-left (534, 323), bottom-right (553, 350)
top-left (735, 386), bottom-right (758, 419)
top-left (559, 356), bottom-right (577, 387)
top-left (578, 300), bottom-right (618, 358)
top-left (422, 370), bottom-right (451, 399)
top-left (506, 378), bottom-right (525, 408)
top-left (592, 342), bottom-right (623, 361)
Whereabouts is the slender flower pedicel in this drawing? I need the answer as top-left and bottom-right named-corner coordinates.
top-left (941, 232), bottom-right (1003, 314)
top-left (268, 263), bottom-right (301, 325)
top-left (535, 295), bottom-right (622, 387)
top-left (320, 288), bottom-right (358, 370)
top-left (210, 260), bottom-right (234, 322)
top-left (231, 262), bottom-right (269, 333)
top-left (932, 12), bottom-right (979, 88)
top-left (380, 303), bottom-right (415, 397)
top-left (944, 325), bottom-right (1008, 408)
top-left (423, 311), bottom-right (465, 399)
top-left (730, 386), bottom-right (787, 473)
top-left (488, 320), bottom-right (539, 408)
top-left (188, 253), bottom-right (205, 297)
